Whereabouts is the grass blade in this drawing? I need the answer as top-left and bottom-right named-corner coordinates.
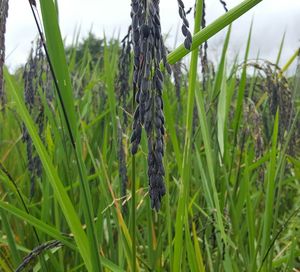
top-left (167, 0), bottom-right (262, 64)
top-left (4, 67), bottom-right (92, 271)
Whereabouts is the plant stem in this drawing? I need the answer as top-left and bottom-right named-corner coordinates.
top-left (173, 0), bottom-right (203, 270)
top-left (132, 62), bottom-right (137, 271)
top-left (132, 154), bottom-right (136, 272)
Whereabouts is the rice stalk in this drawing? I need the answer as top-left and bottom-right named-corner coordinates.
top-left (117, 118), bottom-right (128, 214)
top-left (0, 161), bottom-right (42, 248)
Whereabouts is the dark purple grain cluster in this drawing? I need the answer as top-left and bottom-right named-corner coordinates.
top-left (22, 39), bottom-right (49, 197)
top-left (130, 0), bottom-right (170, 211)
top-left (219, 0), bottom-right (228, 12)
top-left (116, 27), bottom-right (132, 126)
top-left (0, 0), bottom-right (9, 107)
top-left (23, 48), bottom-right (35, 110)
top-left (172, 60), bottom-right (183, 109)
top-left (16, 240), bottom-right (62, 272)
top-left (199, 0), bottom-right (208, 91)
top-left (177, 0), bottom-right (192, 50)
top-left (243, 100), bottom-right (264, 159)
top-left (23, 48), bottom-right (37, 197)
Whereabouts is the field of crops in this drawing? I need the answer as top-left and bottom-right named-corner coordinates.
top-left (0, 0), bottom-right (299, 271)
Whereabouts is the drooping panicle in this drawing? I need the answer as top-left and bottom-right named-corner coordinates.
top-left (219, 0), bottom-right (228, 12)
top-left (16, 240), bottom-right (62, 272)
top-left (130, 0), bottom-right (143, 155)
top-left (0, 0), bottom-right (9, 107)
top-left (243, 100), bottom-right (264, 158)
top-left (22, 38), bottom-right (49, 198)
top-left (23, 47), bottom-right (36, 197)
top-left (200, 0), bottom-right (208, 91)
top-left (177, 0), bottom-right (192, 50)
top-left (172, 60), bottom-right (183, 109)
top-left (116, 27), bottom-right (132, 126)
top-left (130, 0), bottom-right (168, 210)
top-left (23, 48), bottom-right (35, 111)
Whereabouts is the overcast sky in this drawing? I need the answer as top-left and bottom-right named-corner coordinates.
top-left (5, 0), bottom-right (300, 73)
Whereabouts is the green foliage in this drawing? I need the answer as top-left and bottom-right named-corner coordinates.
top-left (0, 0), bottom-right (299, 271)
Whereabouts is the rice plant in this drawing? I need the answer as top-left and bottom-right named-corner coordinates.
top-left (0, 0), bottom-right (299, 271)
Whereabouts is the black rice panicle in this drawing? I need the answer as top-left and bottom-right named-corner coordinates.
top-left (15, 240), bottom-right (62, 272)
top-left (22, 38), bottom-right (48, 197)
top-left (23, 47), bottom-right (37, 197)
top-left (0, 0), bottom-right (9, 107)
top-left (130, 0), bottom-right (170, 210)
top-left (171, 60), bottom-right (183, 111)
top-left (199, 0), bottom-right (208, 91)
top-left (116, 27), bottom-right (132, 126)
top-left (219, 0), bottom-right (228, 12)
top-left (177, 0), bottom-right (192, 50)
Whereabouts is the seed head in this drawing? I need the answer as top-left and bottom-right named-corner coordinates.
top-left (200, 0), bottom-right (209, 91)
top-left (0, 0), bottom-right (9, 107)
top-left (176, 0), bottom-right (192, 50)
top-left (130, 0), bottom-right (168, 210)
top-left (219, 0), bottom-right (228, 12)
top-left (15, 240), bottom-right (62, 272)
top-left (116, 27), bottom-right (132, 126)
top-left (171, 60), bottom-right (183, 111)
top-left (23, 38), bottom-right (49, 198)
